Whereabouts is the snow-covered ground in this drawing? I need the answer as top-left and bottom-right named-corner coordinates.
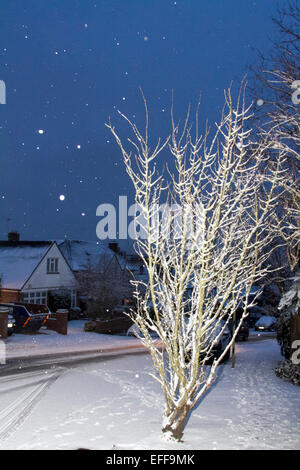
top-left (4, 320), bottom-right (154, 360)
top-left (0, 332), bottom-right (299, 450)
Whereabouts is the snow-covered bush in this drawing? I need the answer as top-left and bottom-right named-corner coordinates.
top-left (276, 309), bottom-right (293, 359)
top-left (277, 272), bottom-right (300, 359)
top-left (275, 360), bottom-right (300, 386)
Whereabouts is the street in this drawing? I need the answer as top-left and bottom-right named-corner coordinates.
top-left (0, 332), bottom-right (299, 450)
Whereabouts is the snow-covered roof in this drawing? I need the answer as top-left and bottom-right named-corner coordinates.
top-left (58, 240), bottom-right (114, 271)
top-left (0, 238), bottom-right (145, 289)
top-left (0, 242), bottom-right (52, 289)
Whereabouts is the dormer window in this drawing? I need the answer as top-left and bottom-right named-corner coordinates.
top-left (47, 257), bottom-right (59, 274)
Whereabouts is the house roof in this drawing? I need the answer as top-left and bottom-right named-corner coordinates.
top-left (0, 242), bottom-right (53, 289)
top-left (0, 237), bottom-right (146, 289)
top-left (58, 240), bottom-right (115, 272)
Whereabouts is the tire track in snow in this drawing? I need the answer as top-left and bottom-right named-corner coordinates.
top-left (0, 370), bottom-right (63, 441)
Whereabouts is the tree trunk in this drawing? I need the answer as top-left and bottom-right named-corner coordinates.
top-left (162, 405), bottom-right (191, 442)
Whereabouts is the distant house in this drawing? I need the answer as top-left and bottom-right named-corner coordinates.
top-left (0, 232), bottom-right (77, 307)
top-left (0, 233), bottom-right (146, 310)
top-left (58, 239), bottom-right (116, 273)
top-left (58, 240), bottom-right (135, 304)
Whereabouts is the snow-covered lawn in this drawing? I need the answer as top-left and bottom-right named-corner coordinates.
top-left (0, 335), bottom-right (299, 450)
top-left (4, 320), bottom-right (153, 360)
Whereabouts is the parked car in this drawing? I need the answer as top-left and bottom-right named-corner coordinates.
top-left (186, 318), bottom-right (232, 363)
top-left (235, 318), bottom-right (250, 341)
top-left (7, 313), bottom-right (16, 336)
top-left (247, 305), bottom-right (269, 328)
top-left (255, 315), bottom-right (277, 332)
top-left (0, 302), bottom-right (51, 333)
top-left (128, 317), bottom-right (232, 363)
top-left (208, 320), bottom-right (232, 362)
top-left (127, 322), bottom-right (159, 338)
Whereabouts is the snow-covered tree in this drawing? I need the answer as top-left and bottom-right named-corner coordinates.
top-left (106, 86), bottom-right (287, 441)
top-left (275, 271), bottom-right (300, 385)
top-left (251, 0), bottom-right (300, 270)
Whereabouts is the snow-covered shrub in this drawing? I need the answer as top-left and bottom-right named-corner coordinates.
top-left (276, 272), bottom-right (300, 386)
top-left (275, 360), bottom-right (300, 386)
top-left (276, 309), bottom-right (293, 359)
top-left (48, 289), bottom-right (71, 312)
top-left (277, 272), bottom-right (300, 359)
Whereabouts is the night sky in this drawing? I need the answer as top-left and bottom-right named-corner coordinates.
top-left (0, 0), bottom-right (285, 247)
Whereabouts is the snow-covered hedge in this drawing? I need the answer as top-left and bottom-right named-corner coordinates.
top-left (275, 360), bottom-right (300, 386)
top-left (276, 272), bottom-right (300, 386)
top-left (278, 273), bottom-right (300, 313)
top-left (277, 272), bottom-right (300, 360)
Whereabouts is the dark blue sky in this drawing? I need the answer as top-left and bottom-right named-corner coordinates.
top-left (0, 0), bottom-right (285, 245)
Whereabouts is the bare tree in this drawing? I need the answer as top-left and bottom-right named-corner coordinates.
top-left (76, 254), bottom-right (134, 319)
top-left (106, 86), bottom-right (287, 442)
top-left (251, 0), bottom-right (300, 270)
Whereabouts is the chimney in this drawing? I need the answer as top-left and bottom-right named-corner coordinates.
top-left (8, 231), bottom-right (20, 242)
top-left (108, 242), bottom-right (119, 253)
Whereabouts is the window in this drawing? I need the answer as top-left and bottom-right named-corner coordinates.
top-left (70, 289), bottom-right (77, 308)
top-left (47, 258), bottom-right (59, 274)
top-left (23, 291), bottom-right (47, 305)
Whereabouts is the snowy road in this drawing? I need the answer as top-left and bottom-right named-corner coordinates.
top-left (0, 336), bottom-right (299, 450)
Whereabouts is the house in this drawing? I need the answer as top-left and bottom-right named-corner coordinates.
top-left (0, 233), bottom-right (145, 312)
top-left (0, 232), bottom-right (77, 307)
top-left (58, 240), bottom-right (135, 304)
top-left (109, 243), bottom-right (148, 285)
